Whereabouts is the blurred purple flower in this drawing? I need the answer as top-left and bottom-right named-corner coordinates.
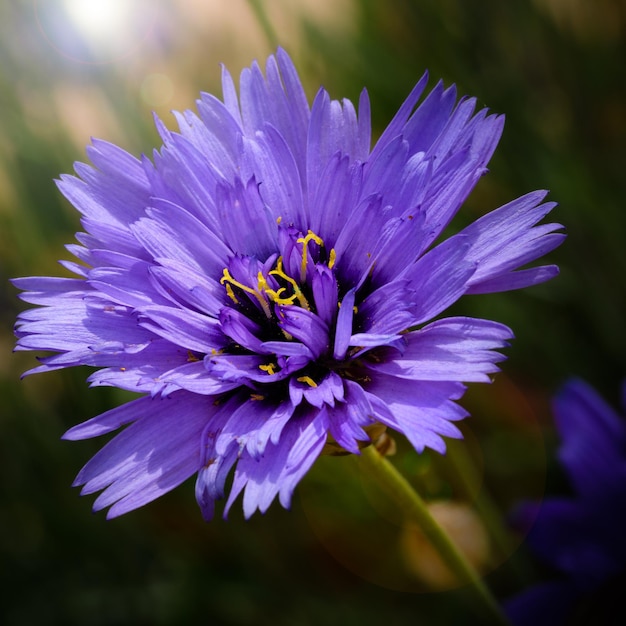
top-left (13, 49), bottom-right (563, 520)
top-left (507, 379), bottom-right (626, 625)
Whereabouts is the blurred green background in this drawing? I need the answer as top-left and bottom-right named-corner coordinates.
top-left (1, 1), bottom-right (625, 624)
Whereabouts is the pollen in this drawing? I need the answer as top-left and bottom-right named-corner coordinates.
top-left (221, 268), bottom-right (271, 318)
top-left (328, 248), bottom-right (336, 269)
top-left (296, 376), bottom-right (318, 388)
top-left (224, 283), bottom-right (239, 304)
top-left (258, 271), bottom-right (298, 306)
top-left (268, 257), bottom-right (310, 310)
top-left (297, 229), bottom-right (324, 283)
top-left (259, 363), bottom-right (277, 376)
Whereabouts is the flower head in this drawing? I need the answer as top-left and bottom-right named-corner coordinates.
top-left (506, 379), bottom-right (626, 625)
top-left (14, 49), bottom-right (563, 520)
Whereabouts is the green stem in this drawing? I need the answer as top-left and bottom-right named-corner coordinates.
top-left (246, 0), bottom-right (279, 49)
top-left (359, 445), bottom-right (511, 626)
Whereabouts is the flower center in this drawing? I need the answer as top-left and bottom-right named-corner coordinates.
top-left (219, 228), bottom-right (335, 321)
top-left (209, 227), bottom-right (374, 396)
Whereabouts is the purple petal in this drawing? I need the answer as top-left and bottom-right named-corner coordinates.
top-left (333, 288), bottom-right (356, 360)
top-left (310, 265), bottom-right (339, 328)
top-left (215, 176), bottom-right (279, 259)
top-left (357, 279), bottom-right (416, 336)
top-left (329, 194), bottom-right (383, 286)
top-left (64, 395), bottom-right (153, 440)
top-left (403, 236), bottom-right (477, 326)
top-left (173, 102), bottom-right (239, 180)
top-left (57, 139), bottom-right (151, 233)
top-left (240, 126), bottom-right (306, 229)
top-left (277, 305), bottom-right (330, 360)
top-left (12, 276), bottom-right (88, 305)
top-left (138, 305), bottom-right (225, 354)
top-left (454, 190), bottom-right (564, 293)
top-left (225, 409), bottom-right (329, 518)
top-left (365, 375), bottom-right (468, 453)
top-left (72, 392), bottom-right (215, 518)
top-left (206, 352), bottom-right (309, 385)
top-left (15, 297), bottom-right (152, 354)
top-left (467, 265), bottom-right (560, 294)
top-left (368, 317), bottom-right (512, 383)
top-left (368, 71), bottom-right (429, 165)
top-left (131, 199), bottom-right (231, 275)
top-left (219, 307), bottom-right (266, 354)
top-left (149, 258), bottom-right (224, 316)
top-left (289, 371), bottom-right (345, 409)
top-left (326, 380), bottom-right (375, 454)
top-left (521, 498), bottom-right (623, 586)
top-left (553, 379), bottom-right (626, 500)
top-left (308, 152), bottom-right (363, 249)
top-left (307, 89), bottom-right (369, 195)
top-left (402, 81), bottom-right (458, 154)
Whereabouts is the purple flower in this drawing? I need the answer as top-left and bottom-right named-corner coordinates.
top-left (13, 49), bottom-right (563, 520)
top-left (506, 379), bottom-right (626, 625)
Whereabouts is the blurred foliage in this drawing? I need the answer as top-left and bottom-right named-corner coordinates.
top-left (1, 0), bottom-right (625, 624)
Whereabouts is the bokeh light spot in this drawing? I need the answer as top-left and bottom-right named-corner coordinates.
top-left (140, 73), bottom-right (175, 108)
top-left (63, 0), bottom-right (131, 41)
top-left (35, 0), bottom-right (156, 64)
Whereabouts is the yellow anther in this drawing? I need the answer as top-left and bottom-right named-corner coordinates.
top-left (269, 257), bottom-right (310, 310)
top-left (328, 248), bottom-right (336, 270)
top-left (296, 376), bottom-right (318, 388)
top-left (224, 283), bottom-right (239, 304)
top-left (187, 350), bottom-right (200, 362)
top-left (276, 216), bottom-right (282, 224)
top-left (296, 230), bottom-right (323, 248)
top-left (221, 268), bottom-right (251, 292)
top-left (257, 271), bottom-right (297, 306)
top-left (221, 268), bottom-right (271, 318)
top-left (257, 271), bottom-right (269, 291)
top-left (259, 363), bottom-right (277, 375)
top-left (250, 393), bottom-right (265, 401)
top-left (272, 290), bottom-right (299, 306)
top-left (297, 230), bottom-right (324, 283)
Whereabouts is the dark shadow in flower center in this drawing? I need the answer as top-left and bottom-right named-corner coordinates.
top-left (211, 226), bottom-right (374, 399)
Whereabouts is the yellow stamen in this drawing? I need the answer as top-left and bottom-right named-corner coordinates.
top-left (297, 230), bottom-right (324, 283)
top-left (224, 283), bottom-right (239, 304)
top-left (296, 376), bottom-right (318, 388)
top-left (257, 272), bottom-right (298, 306)
top-left (328, 248), bottom-right (336, 269)
top-left (269, 257), bottom-right (310, 310)
top-left (276, 216), bottom-right (282, 224)
top-left (220, 268), bottom-right (258, 297)
top-left (259, 363), bottom-right (277, 376)
top-left (250, 393), bottom-right (265, 401)
top-left (221, 268), bottom-right (271, 318)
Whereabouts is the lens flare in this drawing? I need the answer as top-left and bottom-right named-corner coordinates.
top-left (63, 0), bottom-right (131, 41)
top-left (35, 0), bottom-right (155, 64)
